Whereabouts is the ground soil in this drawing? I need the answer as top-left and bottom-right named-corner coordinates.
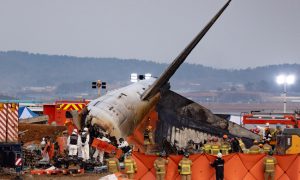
top-left (19, 123), bottom-right (67, 143)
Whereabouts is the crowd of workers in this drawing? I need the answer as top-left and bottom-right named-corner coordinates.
top-left (36, 122), bottom-right (280, 180)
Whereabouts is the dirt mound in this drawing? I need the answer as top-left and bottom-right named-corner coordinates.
top-left (19, 123), bottom-right (67, 143)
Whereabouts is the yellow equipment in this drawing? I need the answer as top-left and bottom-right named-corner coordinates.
top-left (276, 128), bottom-right (300, 154)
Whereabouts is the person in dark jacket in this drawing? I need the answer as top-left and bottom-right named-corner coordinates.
top-left (231, 137), bottom-right (242, 153)
top-left (211, 152), bottom-right (225, 180)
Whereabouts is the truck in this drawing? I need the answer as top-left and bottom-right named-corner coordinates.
top-left (242, 111), bottom-right (300, 127)
top-left (43, 100), bottom-right (89, 134)
top-left (0, 102), bottom-right (22, 174)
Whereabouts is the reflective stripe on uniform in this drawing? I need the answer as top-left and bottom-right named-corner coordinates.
top-left (124, 159), bottom-right (135, 173)
top-left (181, 164), bottom-right (191, 175)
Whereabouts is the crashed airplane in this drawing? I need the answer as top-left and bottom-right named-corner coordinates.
top-left (72, 0), bottom-right (259, 149)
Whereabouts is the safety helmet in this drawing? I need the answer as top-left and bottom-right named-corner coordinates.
top-left (265, 123), bottom-right (270, 127)
top-left (41, 138), bottom-right (46, 146)
top-left (258, 144), bottom-right (263, 148)
top-left (217, 152), bottom-right (222, 158)
top-left (184, 152), bottom-right (189, 158)
top-left (253, 140), bottom-right (258, 144)
top-left (83, 127), bottom-right (88, 132)
top-left (147, 125), bottom-right (152, 130)
top-left (223, 134), bottom-right (228, 139)
top-left (73, 129), bottom-right (78, 133)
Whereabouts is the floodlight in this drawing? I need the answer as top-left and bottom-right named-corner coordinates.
top-left (145, 73), bottom-right (152, 80)
top-left (130, 73), bottom-right (138, 83)
top-left (286, 75), bottom-right (295, 85)
top-left (276, 75), bottom-right (285, 85)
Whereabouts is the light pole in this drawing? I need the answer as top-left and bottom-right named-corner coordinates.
top-left (276, 74), bottom-right (295, 113)
top-left (92, 80), bottom-right (107, 97)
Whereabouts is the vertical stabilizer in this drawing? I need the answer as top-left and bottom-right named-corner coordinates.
top-left (141, 0), bottom-right (231, 100)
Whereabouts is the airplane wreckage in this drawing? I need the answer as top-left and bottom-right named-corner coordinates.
top-left (72, 0), bottom-right (259, 151)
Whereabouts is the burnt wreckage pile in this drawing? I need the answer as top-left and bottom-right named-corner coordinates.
top-left (155, 90), bottom-right (259, 151)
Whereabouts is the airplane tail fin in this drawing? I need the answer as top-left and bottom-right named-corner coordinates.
top-left (141, 0), bottom-right (231, 100)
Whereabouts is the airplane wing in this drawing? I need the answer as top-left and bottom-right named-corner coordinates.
top-left (141, 0), bottom-right (231, 100)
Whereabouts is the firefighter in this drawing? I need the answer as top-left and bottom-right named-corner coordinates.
top-left (81, 127), bottom-right (90, 161)
top-left (203, 138), bottom-right (212, 154)
top-left (263, 140), bottom-right (272, 154)
top-left (249, 140), bottom-right (261, 154)
top-left (124, 152), bottom-right (137, 179)
top-left (67, 129), bottom-right (81, 158)
top-left (263, 150), bottom-right (277, 180)
top-left (264, 123), bottom-right (272, 141)
top-left (274, 125), bottom-right (282, 135)
top-left (154, 151), bottom-right (168, 180)
top-left (107, 151), bottom-right (120, 174)
top-left (178, 152), bottom-right (192, 180)
top-left (211, 137), bottom-right (220, 155)
top-left (231, 137), bottom-right (242, 153)
top-left (186, 140), bottom-right (195, 154)
top-left (220, 134), bottom-right (231, 155)
top-left (144, 125), bottom-right (154, 153)
top-left (93, 132), bottom-right (111, 164)
top-left (211, 152), bottom-right (225, 180)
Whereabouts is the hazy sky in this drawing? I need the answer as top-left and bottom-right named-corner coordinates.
top-left (0, 0), bottom-right (299, 69)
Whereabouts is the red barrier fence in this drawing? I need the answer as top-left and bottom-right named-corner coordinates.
top-left (131, 152), bottom-right (300, 180)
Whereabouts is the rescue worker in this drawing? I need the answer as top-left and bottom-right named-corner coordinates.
top-left (211, 137), bottom-right (221, 155)
top-left (40, 137), bottom-right (49, 162)
top-left (231, 137), bottom-right (242, 153)
top-left (144, 125), bottom-right (154, 154)
top-left (220, 134), bottom-right (231, 155)
top-left (237, 137), bottom-right (246, 152)
top-left (67, 129), bottom-right (81, 158)
top-left (203, 138), bottom-right (212, 154)
top-left (81, 127), bottom-right (90, 161)
top-left (264, 123), bottom-right (272, 141)
top-left (178, 152), bottom-right (192, 180)
top-left (249, 140), bottom-right (261, 154)
top-left (274, 125), bottom-right (282, 135)
top-left (263, 140), bottom-right (272, 154)
top-left (118, 138), bottom-right (130, 154)
top-left (107, 151), bottom-right (120, 174)
top-left (154, 151), bottom-right (168, 180)
top-left (93, 132), bottom-right (111, 164)
top-left (263, 150), bottom-right (277, 180)
top-left (211, 152), bottom-right (225, 180)
top-left (124, 152), bottom-right (137, 179)
top-left (186, 140), bottom-right (194, 154)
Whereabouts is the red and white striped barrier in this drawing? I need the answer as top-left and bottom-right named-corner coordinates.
top-left (0, 103), bottom-right (19, 142)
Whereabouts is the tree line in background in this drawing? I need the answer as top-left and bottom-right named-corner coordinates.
top-left (0, 51), bottom-right (299, 100)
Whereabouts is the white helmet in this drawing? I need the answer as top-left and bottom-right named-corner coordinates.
top-left (83, 127), bottom-right (88, 132)
top-left (217, 152), bottom-right (222, 158)
top-left (73, 129), bottom-right (78, 134)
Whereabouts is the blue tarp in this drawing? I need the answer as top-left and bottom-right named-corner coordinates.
top-left (18, 106), bottom-right (38, 120)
